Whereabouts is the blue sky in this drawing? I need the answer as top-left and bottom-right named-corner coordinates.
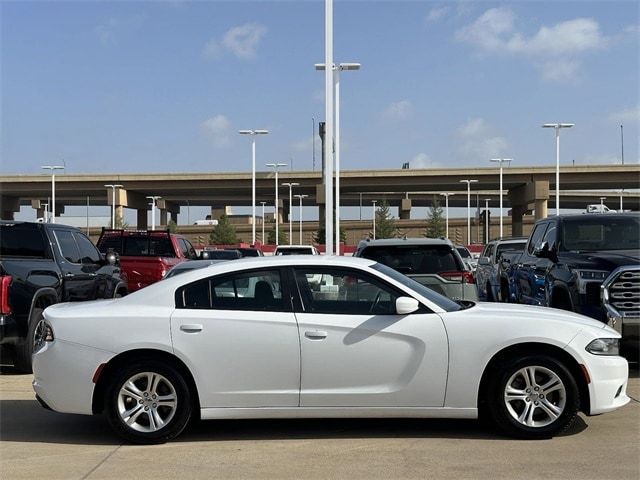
top-left (2, 1), bottom-right (639, 222)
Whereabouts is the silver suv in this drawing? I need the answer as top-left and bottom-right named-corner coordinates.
top-left (354, 238), bottom-right (478, 302)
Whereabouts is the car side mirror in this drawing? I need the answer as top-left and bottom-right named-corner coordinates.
top-left (478, 257), bottom-right (490, 266)
top-left (105, 250), bottom-right (119, 266)
top-left (396, 296), bottom-right (419, 315)
top-left (200, 250), bottom-right (211, 260)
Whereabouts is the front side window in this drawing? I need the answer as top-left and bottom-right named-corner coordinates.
top-left (294, 268), bottom-right (400, 315)
top-left (176, 269), bottom-right (286, 311)
top-left (542, 225), bottom-right (557, 251)
top-left (73, 233), bottom-right (101, 264)
top-left (527, 223), bottom-right (549, 255)
top-left (54, 230), bottom-right (81, 264)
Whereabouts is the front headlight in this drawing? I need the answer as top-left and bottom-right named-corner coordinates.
top-left (585, 338), bottom-right (620, 356)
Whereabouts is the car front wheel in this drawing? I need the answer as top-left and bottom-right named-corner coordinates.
top-left (105, 360), bottom-right (192, 444)
top-left (486, 355), bottom-right (579, 439)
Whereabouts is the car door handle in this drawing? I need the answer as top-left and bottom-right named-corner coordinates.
top-left (305, 330), bottom-right (327, 340)
top-left (180, 324), bottom-right (203, 333)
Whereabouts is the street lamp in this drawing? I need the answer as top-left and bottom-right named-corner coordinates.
top-left (266, 163), bottom-right (287, 245)
top-left (600, 196), bottom-right (607, 212)
top-left (459, 179), bottom-right (478, 245)
top-left (295, 194), bottom-right (308, 245)
top-left (104, 184), bottom-right (123, 229)
top-left (316, 62), bottom-right (361, 255)
top-left (41, 165), bottom-right (64, 223)
top-left (282, 182), bottom-right (300, 245)
top-left (490, 158), bottom-right (512, 238)
top-left (484, 198), bottom-right (491, 242)
top-left (260, 201), bottom-right (267, 243)
top-left (542, 123), bottom-right (574, 215)
top-left (239, 129), bottom-right (269, 245)
top-left (146, 196), bottom-right (161, 231)
top-left (372, 200), bottom-right (377, 240)
top-left (440, 193), bottom-right (454, 239)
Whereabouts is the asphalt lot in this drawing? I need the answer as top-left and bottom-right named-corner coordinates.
top-left (0, 362), bottom-right (638, 480)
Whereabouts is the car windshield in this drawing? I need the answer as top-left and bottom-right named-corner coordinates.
top-left (496, 242), bottom-right (526, 258)
top-left (371, 263), bottom-right (461, 312)
top-left (561, 216), bottom-right (639, 251)
top-left (360, 245), bottom-right (460, 274)
top-left (276, 248), bottom-right (313, 255)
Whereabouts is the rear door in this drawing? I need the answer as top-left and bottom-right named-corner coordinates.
top-left (51, 228), bottom-right (102, 301)
top-left (171, 267), bottom-right (301, 407)
top-left (516, 223), bottom-right (549, 304)
top-left (292, 266), bottom-right (448, 407)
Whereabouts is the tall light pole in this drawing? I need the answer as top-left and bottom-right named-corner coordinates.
top-left (321, 0), bottom-right (334, 256)
top-left (260, 201), bottom-right (267, 243)
top-left (600, 196), bottom-right (607, 212)
top-left (440, 193), bottom-right (454, 239)
top-left (282, 182), bottom-right (299, 245)
top-left (146, 196), bottom-right (161, 231)
top-left (104, 184), bottom-right (123, 229)
top-left (484, 198), bottom-right (491, 242)
top-left (490, 158), bottom-right (512, 238)
top-left (372, 200), bottom-right (377, 240)
top-left (295, 194), bottom-right (308, 245)
top-left (459, 179), bottom-right (478, 245)
top-left (316, 62), bottom-right (361, 255)
top-left (239, 129), bottom-right (269, 245)
top-left (266, 163), bottom-right (287, 245)
top-left (542, 123), bottom-right (574, 215)
top-left (41, 165), bottom-right (64, 223)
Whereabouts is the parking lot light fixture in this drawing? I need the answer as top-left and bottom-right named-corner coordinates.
top-left (266, 163), bottom-right (287, 245)
top-left (239, 129), bottom-right (269, 245)
top-left (371, 200), bottom-right (377, 240)
top-left (104, 184), bottom-right (123, 228)
top-left (440, 193), bottom-right (454, 239)
top-left (484, 198), bottom-right (492, 242)
top-left (459, 180), bottom-right (478, 245)
top-left (282, 183), bottom-right (299, 245)
top-left (260, 201), bottom-right (267, 243)
top-left (543, 123), bottom-right (574, 215)
top-left (41, 165), bottom-right (65, 223)
top-left (490, 158), bottom-right (512, 238)
top-left (146, 196), bottom-right (161, 231)
top-left (295, 194), bottom-right (308, 245)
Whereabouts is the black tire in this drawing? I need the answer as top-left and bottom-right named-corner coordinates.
top-left (14, 307), bottom-right (46, 373)
top-left (499, 280), bottom-right (510, 303)
top-left (485, 355), bottom-right (579, 439)
top-left (551, 290), bottom-right (573, 311)
top-left (104, 359), bottom-right (193, 444)
top-left (486, 283), bottom-right (494, 302)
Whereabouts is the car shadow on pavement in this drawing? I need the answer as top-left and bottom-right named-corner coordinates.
top-left (0, 399), bottom-right (590, 445)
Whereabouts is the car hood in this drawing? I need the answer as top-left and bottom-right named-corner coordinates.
top-left (471, 302), bottom-right (609, 330)
top-left (561, 250), bottom-right (640, 270)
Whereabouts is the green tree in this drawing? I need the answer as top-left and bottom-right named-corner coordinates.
top-left (425, 195), bottom-right (446, 238)
top-left (167, 220), bottom-right (178, 233)
top-left (267, 225), bottom-right (288, 245)
top-left (312, 226), bottom-right (346, 245)
top-left (114, 214), bottom-right (129, 229)
top-left (373, 200), bottom-right (398, 239)
top-left (209, 214), bottom-right (238, 244)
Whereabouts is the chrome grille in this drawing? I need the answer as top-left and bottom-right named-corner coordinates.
top-left (609, 270), bottom-right (640, 316)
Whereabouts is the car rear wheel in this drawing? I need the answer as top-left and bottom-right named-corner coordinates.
top-left (105, 360), bottom-right (192, 444)
top-left (14, 307), bottom-right (45, 373)
top-left (486, 355), bottom-right (579, 439)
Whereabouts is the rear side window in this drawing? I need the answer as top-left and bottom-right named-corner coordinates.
top-left (0, 224), bottom-right (48, 258)
top-left (496, 242), bottom-right (525, 259)
top-left (73, 232), bottom-right (101, 264)
top-left (359, 245), bottom-right (460, 274)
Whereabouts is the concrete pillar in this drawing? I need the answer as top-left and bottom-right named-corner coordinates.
top-left (534, 199), bottom-right (548, 221)
top-left (211, 206), bottom-right (230, 220)
top-left (159, 209), bottom-right (168, 226)
top-left (170, 212), bottom-right (178, 224)
top-left (137, 209), bottom-right (148, 230)
top-left (0, 196), bottom-right (20, 221)
top-left (511, 205), bottom-right (526, 237)
top-left (276, 199), bottom-right (284, 224)
top-left (400, 198), bottom-right (412, 220)
top-left (115, 205), bottom-right (124, 225)
top-left (315, 184), bottom-right (326, 229)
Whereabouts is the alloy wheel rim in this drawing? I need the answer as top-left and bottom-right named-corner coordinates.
top-left (117, 372), bottom-right (178, 433)
top-left (32, 319), bottom-right (47, 350)
top-left (504, 365), bottom-right (566, 428)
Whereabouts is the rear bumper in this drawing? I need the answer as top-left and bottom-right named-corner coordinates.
top-left (0, 314), bottom-right (18, 345)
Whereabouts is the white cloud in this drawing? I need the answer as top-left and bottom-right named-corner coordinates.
top-left (382, 100), bottom-right (414, 122)
top-left (456, 7), bottom-right (610, 81)
top-left (457, 118), bottom-right (508, 160)
top-left (608, 106), bottom-right (640, 124)
top-left (95, 18), bottom-right (119, 46)
top-left (579, 153), bottom-right (622, 165)
top-left (411, 153), bottom-right (440, 169)
top-left (204, 23), bottom-right (267, 60)
top-left (426, 6), bottom-right (449, 24)
top-left (201, 115), bottom-right (231, 147)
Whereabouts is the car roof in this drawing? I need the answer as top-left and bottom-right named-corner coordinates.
top-left (274, 245), bottom-right (316, 249)
top-left (357, 237), bottom-right (454, 247)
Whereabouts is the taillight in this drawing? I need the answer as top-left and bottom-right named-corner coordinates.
top-left (0, 275), bottom-right (11, 315)
top-left (439, 271), bottom-right (475, 284)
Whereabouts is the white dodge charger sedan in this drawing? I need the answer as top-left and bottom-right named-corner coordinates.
top-left (32, 256), bottom-right (629, 444)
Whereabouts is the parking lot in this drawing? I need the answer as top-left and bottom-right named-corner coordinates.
top-left (1, 363), bottom-right (638, 480)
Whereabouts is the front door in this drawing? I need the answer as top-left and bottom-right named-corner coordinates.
top-left (170, 268), bottom-right (300, 408)
top-left (292, 267), bottom-right (448, 407)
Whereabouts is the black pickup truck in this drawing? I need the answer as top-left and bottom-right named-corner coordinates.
top-left (510, 214), bottom-right (639, 357)
top-left (0, 221), bottom-right (127, 372)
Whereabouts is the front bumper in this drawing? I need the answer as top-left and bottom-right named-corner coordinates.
top-left (584, 353), bottom-right (630, 415)
top-left (32, 339), bottom-right (113, 415)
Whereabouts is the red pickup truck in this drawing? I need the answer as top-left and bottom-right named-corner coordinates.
top-left (96, 229), bottom-right (198, 292)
